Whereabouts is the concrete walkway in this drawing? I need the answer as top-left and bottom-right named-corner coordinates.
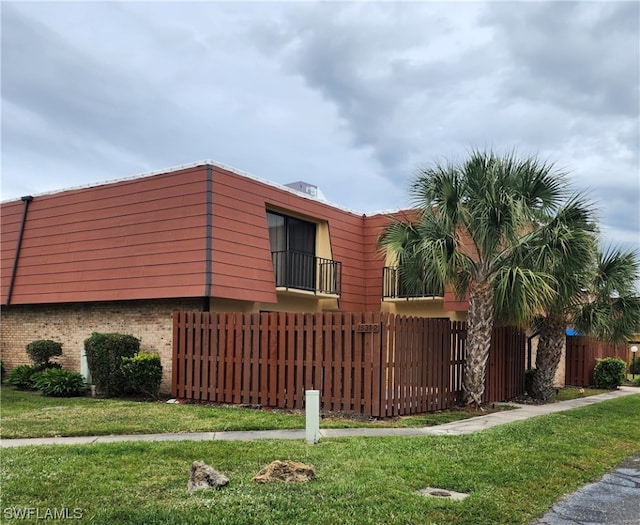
top-left (1, 386), bottom-right (637, 448)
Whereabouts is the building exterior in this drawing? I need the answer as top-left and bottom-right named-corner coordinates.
top-left (1, 161), bottom-right (468, 391)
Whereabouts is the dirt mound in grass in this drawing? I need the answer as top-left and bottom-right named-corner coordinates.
top-left (252, 460), bottom-right (315, 483)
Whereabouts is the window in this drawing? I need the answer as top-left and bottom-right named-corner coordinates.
top-left (267, 211), bottom-right (317, 291)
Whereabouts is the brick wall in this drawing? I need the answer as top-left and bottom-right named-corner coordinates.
top-left (1, 298), bottom-right (203, 393)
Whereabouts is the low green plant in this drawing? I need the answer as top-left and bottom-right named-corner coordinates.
top-left (6, 365), bottom-right (39, 390)
top-left (632, 377), bottom-right (640, 387)
top-left (593, 357), bottom-right (626, 389)
top-left (525, 368), bottom-right (536, 394)
top-left (629, 357), bottom-right (640, 375)
top-left (0, 360), bottom-right (5, 382)
top-left (121, 352), bottom-right (163, 398)
top-left (26, 339), bottom-right (63, 369)
top-left (32, 369), bottom-right (88, 397)
top-left (84, 333), bottom-right (140, 396)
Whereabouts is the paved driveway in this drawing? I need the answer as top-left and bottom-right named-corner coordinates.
top-left (531, 455), bottom-right (640, 525)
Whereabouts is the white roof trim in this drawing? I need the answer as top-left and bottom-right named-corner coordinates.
top-left (1, 159), bottom-right (390, 216)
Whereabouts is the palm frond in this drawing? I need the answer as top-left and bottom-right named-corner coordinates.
top-left (570, 246), bottom-right (640, 343)
top-left (493, 266), bottom-right (557, 326)
top-left (592, 246), bottom-right (640, 300)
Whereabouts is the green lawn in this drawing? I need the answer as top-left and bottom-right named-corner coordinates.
top-left (552, 386), bottom-right (609, 401)
top-left (0, 387), bottom-right (515, 439)
top-left (1, 395), bottom-right (639, 525)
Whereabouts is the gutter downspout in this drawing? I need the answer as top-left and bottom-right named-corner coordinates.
top-left (203, 166), bottom-right (213, 311)
top-left (6, 195), bottom-right (33, 306)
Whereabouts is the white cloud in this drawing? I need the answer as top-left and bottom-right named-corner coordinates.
top-left (1, 1), bottom-right (638, 251)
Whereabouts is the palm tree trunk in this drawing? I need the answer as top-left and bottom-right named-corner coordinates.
top-left (464, 280), bottom-right (494, 408)
top-left (532, 316), bottom-right (566, 400)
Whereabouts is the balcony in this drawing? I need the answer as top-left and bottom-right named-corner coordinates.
top-left (272, 250), bottom-right (342, 296)
top-left (382, 266), bottom-right (443, 299)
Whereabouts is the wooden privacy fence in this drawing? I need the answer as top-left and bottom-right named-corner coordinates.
top-left (565, 336), bottom-right (628, 386)
top-left (172, 311), bottom-right (525, 417)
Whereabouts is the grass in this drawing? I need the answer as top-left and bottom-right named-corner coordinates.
top-left (551, 386), bottom-right (609, 401)
top-left (627, 373), bottom-right (640, 384)
top-left (0, 386), bottom-right (514, 439)
top-left (1, 395), bottom-right (639, 524)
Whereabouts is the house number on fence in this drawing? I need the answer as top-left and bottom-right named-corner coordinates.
top-left (356, 323), bottom-right (380, 333)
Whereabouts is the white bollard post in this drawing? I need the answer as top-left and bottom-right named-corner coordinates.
top-left (305, 390), bottom-right (320, 444)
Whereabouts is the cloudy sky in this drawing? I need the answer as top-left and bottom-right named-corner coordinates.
top-left (2, 1), bottom-right (639, 250)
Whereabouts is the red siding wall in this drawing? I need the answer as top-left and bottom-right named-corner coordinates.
top-left (1, 166), bottom-right (208, 304)
top-left (210, 168), bottom-right (277, 304)
top-left (0, 200), bottom-right (22, 301)
top-left (210, 166), bottom-right (368, 311)
top-left (1, 161), bottom-right (472, 315)
top-left (363, 213), bottom-right (391, 311)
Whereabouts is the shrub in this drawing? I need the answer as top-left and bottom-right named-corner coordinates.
top-left (525, 368), bottom-right (537, 395)
top-left (593, 357), bottom-right (627, 389)
top-left (6, 365), bottom-right (39, 390)
top-left (633, 377), bottom-right (640, 387)
top-left (0, 360), bottom-right (5, 382)
top-left (33, 369), bottom-right (89, 397)
top-left (629, 357), bottom-right (640, 375)
top-left (26, 340), bottom-right (63, 369)
top-left (84, 333), bottom-right (140, 396)
top-left (121, 352), bottom-right (163, 398)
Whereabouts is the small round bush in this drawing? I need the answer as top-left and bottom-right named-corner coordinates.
top-left (33, 369), bottom-right (88, 397)
top-left (26, 340), bottom-right (63, 369)
top-left (121, 352), bottom-right (163, 398)
top-left (593, 357), bottom-right (626, 389)
top-left (6, 365), bottom-right (39, 390)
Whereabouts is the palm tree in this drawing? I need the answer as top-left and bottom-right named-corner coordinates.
top-left (379, 150), bottom-right (565, 407)
top-left (498, 196), bottom-right (599, 400)
top-left (506, 197), bottom-right (640, 400)
top-left (532, 246), bottom-right (640, 400)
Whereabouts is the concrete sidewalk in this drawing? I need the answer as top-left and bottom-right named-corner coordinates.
top-left (1, 386), bottom-right (637, 448)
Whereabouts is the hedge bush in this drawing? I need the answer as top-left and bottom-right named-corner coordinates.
top-left (629, 357), bottom-right (640, 376)
top-left (6, 365), bottom-right (39, 390)
top-left (593, 357), bottom-right (626, 389)
top-left (84, 333), bottom-right (140, 396)
top-left (121, 352), bottom-right (163, 398)
top-left (33, 369), bottom-right (88, 397)
top-left (26, 340), bottom-right (63, 369)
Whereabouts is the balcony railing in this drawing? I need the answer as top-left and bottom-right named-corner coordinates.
top-left (382, 266), bottom-right (443, 299)
top-left (272, 251), bottom-right (342, 295)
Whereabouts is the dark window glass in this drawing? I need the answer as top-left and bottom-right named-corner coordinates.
top-left (267, 211), bottom-right (316, 290)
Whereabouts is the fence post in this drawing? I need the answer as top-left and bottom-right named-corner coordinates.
top-left (306, 390), bottom-right (320, 444)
